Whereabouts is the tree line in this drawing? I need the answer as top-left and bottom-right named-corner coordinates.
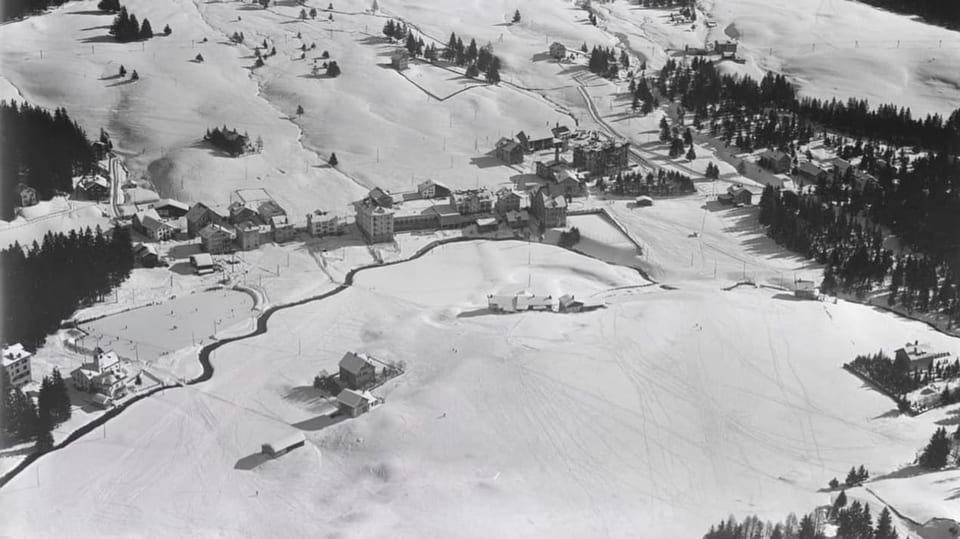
top-left (0, 100), bottom-right (97, 220)
top-left (0, 225), bottom-right (134, 350)
top-left (1, 367), bottom-right (72, 452)
top-left (849, 0), bottom-right (960, 27)
top-left (2, 0), bottom-right (72, 21)
top-left (703, 503), bottom-right (899, 539)
top-left (381, 20), bottom-right (502, 83)
top-left (918, 424), bottom-right (960, 469)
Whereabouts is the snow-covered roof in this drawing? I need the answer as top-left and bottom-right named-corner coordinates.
top-left (265, 431), bottom-right (306, 451)
top-left (190, 253), bottom-right (214, 267)
top-left (339, 352), bottom-right (372, 375)
top-left (154, 198), bottom-right (189, 212)
top-left (337, 388), bottom-right (366, 408)
top-left (1, 343), bottom-right (31, 366)
top-left (124, 187), bottom-right (160, 205)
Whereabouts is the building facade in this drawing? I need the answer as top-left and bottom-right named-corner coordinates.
top-left (339, 352), bottom-right (376, 390)
top-left (449, 189), bottom-right (494, 215)
top-left (531, 189), bottom-right (567, 228)
top-left (2, 343), bottom-right (32, 388)
top-left (306, 210), bottom-right (343, 237)
top-left (355, 198), bottom-right (395, 242)
top-left (572, 139), bottom-right (630, 176)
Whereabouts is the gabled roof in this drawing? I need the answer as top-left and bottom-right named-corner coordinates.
top-left (760, 149), bottom-right (790, 160)
top-left (797, 162), bottom-right (826, 176)
top-left (190, 253), bottom-right (214, 267)
top-left (495, 137), bottom-right (521, 152)
top-left (257, 200), bottom-right (286, 219)
top-left (124, 187), bottom-right (160, 204)
top-left (154, 198), bottom-right (189, 212)
top-left (539, 190), bottom-right (567, 208)
top-left (199, 223), bottom-right (235, 239)
top-left (339, 352), bottom-right (373, 375)
top-left (337, 388), bottom-right (367, 408)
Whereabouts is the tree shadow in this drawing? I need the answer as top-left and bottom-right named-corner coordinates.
top-left (80, 34), bottom-right (122, 44)
top-left (935, 407), bottom-right (960, 427)
top-left (283, 385), bottom-right (333, 412)
top-left (531, 52), bottom-right (552, 62)
top-left (169, 262), bottom-right (197, 276)
top-left (771, 293), bottom-right (803, 301)
top-left (67, 10), bottom-right (111, 15)
top-left (98, 73), bottom-right (123, 81)
top-left (80, 25), bottom-right (111, 31)
top-left (870, 464), bottom-right (932, 482)
top-left (106, 78), bottom-right (137, 88)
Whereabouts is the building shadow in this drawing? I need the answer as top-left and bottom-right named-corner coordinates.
top-left (456, 308), bottom-right (491, 318)
top-left (292, 413), bottom-right (347, 431)
top-left (234, 451), bottom-right (271, 471)
top-left (469, 155), bottom-right (505, 169)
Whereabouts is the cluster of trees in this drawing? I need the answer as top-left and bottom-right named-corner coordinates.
top-left (629, 76), bottom-right (656, 114)
top-left (603, 167), bottom-right (694, 195)
top-left (702, 504), bottom-right (899, 539)
top-left (1, 368), bottom-right (72, 451)
top-left (109, 6), bottom-right (157, 42)
top-left (2, 0), bottom-right (72, 21)
top-left (831, 495), bottom-right (899, 539)
top-left (918, 425), bottom-right (960, 469)
top-left (845, 350), bottom-right (920, 397)
top-left (381, 21), bottom-right (502, 82)
top-left (1, 226), bottom-right (133, 350)
top-left (587, 45), bottom-right (626, 78)
top-left (851, 0), bottom-right (960, 27)
top-left (558, 227), bottom-right (581, 248)
top-left (0, 101), bottom-right (97, 220)
top-left (660, 117), bottom-right (698, 160)
top-left (704, 162), bottom-right (721, 179)
top-left (203, 126), bottom-right (261, 156)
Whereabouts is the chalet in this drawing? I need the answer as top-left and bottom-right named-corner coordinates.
top-left (198, 223), bottom-right (236, 254)
top-left (531, 189), bottom-right (567, 228)
top-left (368, 186), bottom-right (397, 208)
top-left (504, 209), bottom-right (530, 229)
top-left (794, 279), bottom-right (817, 299)
top-left (549, 41), bottom-right (566, 60)
top-left (475, 217), bottom-right (498, 233)
top-left (494, 137), bottom-right (524, 165)
top-left (262, 432), bottom-right (306, 457)
top-left (572, 137), bottom-right (630, 176)
top-left (336, 388), bottom-right (370, 418)
top-left (185, 203), bottom-right (229, 237)
top-left (551, 125), bottom-right (573, 141)
top-left (133, 208), bottom-right (176, 241)
top-left (390, 48), bottom-right (410, 71)
top-left (450, 189), bottom-right (494, 215)
top-left (90, 393), bottom-right (114, 409)
top-left (495, 189), bottom-right (529, 215)
top-left (339, 352), bottom-right (376, 390)
top-left (2, 343), bottom-right (32, 388)
top-left (894, 342), bottom-right (951, 372)
top-left (190, 253), bottom-right (215, 275)
top-left (153, 199), bottom-right (190, 219)
top-left (306, 210), bottom-right (343, 237)
top-left (516, 130), bottom-right (557, 153)
top-left (354, 197), bottom-right (395, 242)
top-left (234, 220), bottom-right (264, 251)
top-left (417, 179), bottom-right (451, 199)
top-left (635, 195), bottom-right (654, 207)
top-left (133, 243), bottom-right (160, 267)
top-left (715, 40), bottom-right (738, 59)
top-left (16, 184), bottom-right (38, 207)
top-left (76, 175), bottom-right (110, 201)
top-left (797, 162), bottom-right (828, 185)
top-left (256, 200), bottom-right (295, 243)
top-left (547, 168), bottom-right (584, 198)
top-left (758, 150), bottom-right (792, 174)
top-left (718, 184), bottom-right (753, 206)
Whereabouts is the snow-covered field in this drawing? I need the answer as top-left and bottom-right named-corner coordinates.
top-left (2, 239), bottom-right (958, 537)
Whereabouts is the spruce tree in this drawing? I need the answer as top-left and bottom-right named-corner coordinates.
top-left (328, 152), bottom-right (338, 166)
top-left (685, 145), bottom-right (696, 161)
top-left (512, 9), bottom-right (521, 23)
top-left (919, 427), bottom-right (950, 468)
top-left (163, 24), bottom-right (171, 35)
top-left (874, 507), bottom-right (897, 539)
top-left (484, 63), bottom-right (500, 84)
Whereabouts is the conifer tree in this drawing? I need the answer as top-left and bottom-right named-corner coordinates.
top-left (919, 427), bottom-right (950, 468)
top-left (163, 24), bottom-right (171, 35)
top-left (512, 9), bottom-right (521, 23)
top-left (140, 18), bottom-right (153, 39)
top-left (328, 152), bottom-right (338, 166)
top-left (874, 507), bottom-right (898, 539)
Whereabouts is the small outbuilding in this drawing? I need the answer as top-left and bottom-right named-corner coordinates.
top-left (475, 217), bottom-right (498, 233)
top-left (261, 431), bottom-right (306, 457)
top-left (635, 195), bottom-right (653, 207)
top-left (336, 388), bottom-right (370, 418)
top-left (190, 253), bottom-right (215, 275)
top-left (794, 279), bottom-right (817, 300)
top-left (390, 48), bottom-right (410, 71)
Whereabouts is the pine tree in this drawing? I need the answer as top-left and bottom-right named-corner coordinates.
top-left (296, 104), bottom-right (304, 115)
top-left (512, 9), bottom-right (521, 23)
top-left (685, 145), bottom-right (696, 161)
top-left (328, 152), bottom-right (338, 166)
top-left (484, 62), bottom-right (500, 84)
top-left (119, 64), bottom-right (127, 77)
top-left (140, 18), bottom-right (153, 39)
top-left (163, 24), bottom-right (171, 35)
top-left (919, 427), bottom-right (950, 468)
top-left (874, 507), bottom-right (898, 539)
top-left (658, 116), bottom-right (671, 142)
top-left (50, 368), bottom-right (70, 423)
top-left (465, 63), bottom-right (479, 78)
top-left (310, 7), bottom-right (317, 18)
top-left (371, 0), bottom-right (378, 11)
top-left (326, 61), bottom-right (341, 77)
top-left (131, 70), bottom-right (139, 80)
top-left (383, 19), bottom-right (395, 39)
top-left (845, 466), bottom-right (859, 486)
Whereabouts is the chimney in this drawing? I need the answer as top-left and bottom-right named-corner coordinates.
top-left (554, 144), bottom-right (560, 163)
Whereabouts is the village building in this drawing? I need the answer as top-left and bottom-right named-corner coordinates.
top-left (124, 187), bottom-right (161, 207)
top-left (797, 161), bottom-right (828, 185)
top-left (475, 217), bottom-right (498, 233)
top-left (336, 388), bottom-right (371, 418)
top-left (390, 48), bottom-right (410, 71)
top-left (393, 200), bottom-right (441, 232)
top-left (494, 137), bottom-right (524, 165)
top-left (132, 208), bottom-right (176, 241)
top-left (450, 188), bottom-right (494, 215)
top-left (531, 189), bottom-right (567, 228)
top-left (504, 209), bottom-right (531, 229)
top-left (133, 242), bottom-right (160, 267)
top-left (516, 130), bottom-right (557, 153)
top-left (339, 352), bottom-right (376, 390)
top-left (718, 184), bottom-right (753, 206)
top-left (190, 253), bottom-right (215, 275)
top-left (16, 183), bottom-right (38, 207)
top-left (354, 197), bottom-right (395, 242)
top-left (153, 199), bottom-right (190, 219)
top-left (199, 223), bottom-right (236, 254)
top-left (417, 179), bottom-right (452, 200)
top-left (546, 168), bottom-right (584, 198)
top-left (572, 137), bottom-right (630, 176)
top-left (549, 41), bottom-right (566, 60)
top-left (368, 186), bottom-right (399, 208)
top-left (433, 203), bottom-right (474, 229)
top-left (306, 210), bottom-right (343, 237)
top-left (234, 221), bottom-right (264, 251)
top-left (794, 279), bottom-right (817, 299)
top-left (495, 188), bottom-right (530, 215)
top-left (635, 195), bottom-right (654, 207)
top-left (256, 200), bottom-right (295, 243)
top-left (758, 149), bottom-right (792, 174)
top-left (2, 343), bottom-right (32, 388)
top-left (71, 347), bottom-right (127, 399)
top-left (75, 175), bottom-right (110, 201)
top-left (551, 124), bottom-right (573, 142)
top-left (715, 40), bottom-right (738, 59)
top-left (894, 342), bottom-right (951, 372)
top-left (186, 203), bottom-right (229, 237)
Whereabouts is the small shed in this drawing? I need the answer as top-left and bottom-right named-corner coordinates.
top-left (794, 279), bottom-right (817, 300)
top-left (190, 253), bottom-right (215, 275)
top-left (337, 388), bottom-right (370, 418)
top-left (261, 431), bottom-right (306, 457)
top-left (475, 217), bottom-right (498, 233)
top-left (390, 48), bottom-right (410, 71)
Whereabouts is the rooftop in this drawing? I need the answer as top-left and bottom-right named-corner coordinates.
top-left (337, 388), bottom-right (367, 408)
top-left (339, 351), bottom-right (373, 375)
top-left (2, 343), bottom-right (31, 366)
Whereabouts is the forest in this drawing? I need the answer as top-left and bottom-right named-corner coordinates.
top-left (0, 101), bottom-right (98, 219)
top-left (850, 0), bottom-right (960, 27)
top-left (703, 502), bottom-right (900, 539)
top-left (0, 225), bottom-right (134, 350)
top-left (1, 0), bottom-right (72, 21)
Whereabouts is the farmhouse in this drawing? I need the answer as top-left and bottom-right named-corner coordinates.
top-left (894, 342), bottom-right (951, 372)
top-left (495, 188), bottom-right (529, 215)
top-left (417, 179), bottom-right (451, 199)
top-left (797, 162), bottom-right (828, 185)
top-left (190, 253), bottom-right (215, 275)
top-left (234, 221), bottom-right (265, 251)
top-left (794, 279), bottom-right (817, 299)
top-left (2, 343), bottom-right (32, 388)
top-left (549, 41), bottom-right (566, 60)
top-left (133, 208), bottom-right (176, 241)
top-left (133, 242), bottom-right (160, 267)
top-left (516, 130), bottom-right (556, 153)
top-left (504, 209), bottom-right (530, 229)
top-left (262, 432), bottom-right (306, 457)
top-left (124, 187), bottom-right (161, 207)
top-left (715, 40), bottom-right (738, 59)
top-left (75, 175), bottom-right (110, 201)
top-left (475, 217), bottom-right (498, 233)
top-left (336, 388), bottom-right (371, 418)
top-left (306, 210), bottom-right (343, 237)
top-left (199, 223), bottom-right (236, 254)
top-left (339, 352), bottom-right (376, 390)
top-left (758, 150), bottom-right (792, 174)
top-left (635, 195), bottom-right (654, 207)
top-left (494, 137), bottom-right (523, 164)
top-left (390, 48), bottom-right (410, 71)
top-left (16, 183), bottom-right (38, 207)
top-left (531, 189), bottom-right (567, 228)
top-left (718, 184), bottom-right (753, 206)
top-left (186, 203), bottom-right (229, 237)
top-left (71, 347), bottom-right (127, 399)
